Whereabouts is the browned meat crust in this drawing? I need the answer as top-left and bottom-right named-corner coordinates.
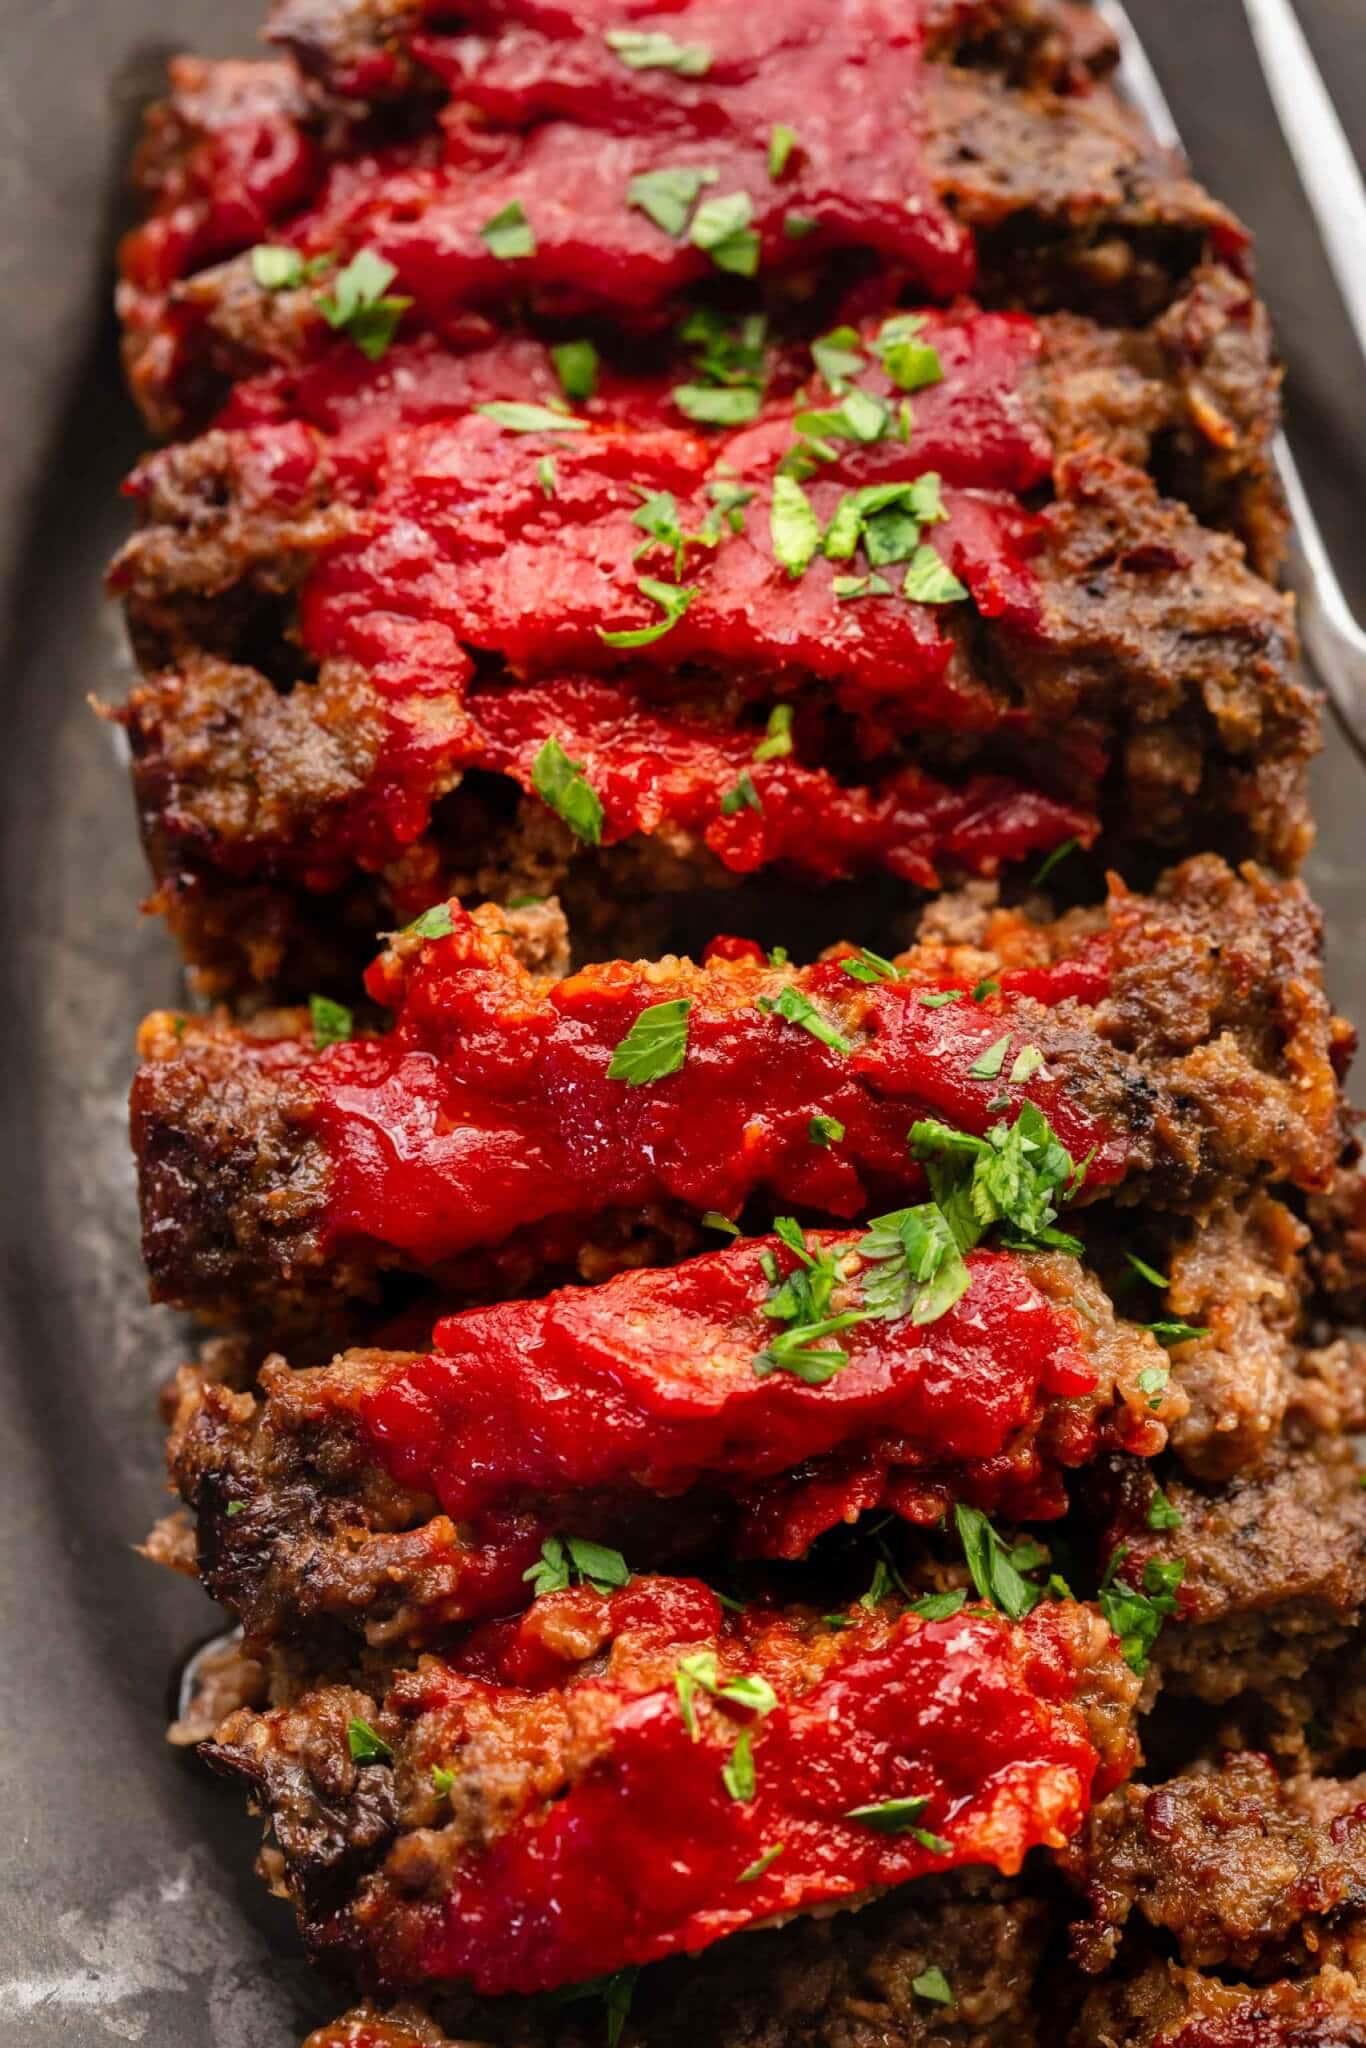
top-left (1066, 1752), bottom-right (1366, 1978)
top-left (1096, 1433), bottom-right (1366, 1709)
top-left (1069, 1954), bottom-right (1366, 2047)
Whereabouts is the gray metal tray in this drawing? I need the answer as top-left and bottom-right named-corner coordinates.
top-left (1, 4), bottom-right (1361, 2041)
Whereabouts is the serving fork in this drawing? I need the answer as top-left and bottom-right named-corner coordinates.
top-left (1098, 0), bottom-right (1366, 759)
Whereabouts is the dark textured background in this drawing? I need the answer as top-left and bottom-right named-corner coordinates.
top-left (0, 4), bottom-right (1362, 2040)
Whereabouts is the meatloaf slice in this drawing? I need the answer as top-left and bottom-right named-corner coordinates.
top-left (118, 40), bottom-right (1246, 434)
top-left (204, 1575), bottom-right (1136, 1996)
top-left (160, 1229), bottom-right (1176, 1654)
top-left (129, 860), bottom-right (1347, 1330)
top-left (1070, 1954), bottom-right (1366, 2047)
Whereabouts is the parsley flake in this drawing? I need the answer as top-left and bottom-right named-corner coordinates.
top-left (811, 325), bottom-right (866, 391)
top-left (720, 770), bottom-right (762, 817)
top-left (753, 702), bottom-right (794, 761)
top-left (708, 479), bottom-right (756, 531)
top-left (689, 190), bottom-right (760, 276)
top-left (857, 1204), bottom-right (970, 1326)
top-left (912, 1966), bottom-right (954, 2006)
top-left (605, 26), bottom-right (712, 73)
top-left (317, 248), bottom-right (412, 360)
top-left (703, 1211), bottom-right (741, 1236)
top-left (536, 453), bottom-right (557, 497)
top-left (834, 574), bottom-right (893, 600)
top-left (347, 1718), bottom-right (392, 1764)
top-left (753, 1220), bottom-right (869, 1381)
top-left (843, 1795), bottom-right (929, 1832)
top-left (1126, 1251), bottom-right (1171, 1288)
top-left (250, 244), bottom-right (330, 290)
top-left (431, 1763), bottom-right (455, 1795)
top-left (1136, 1362), bottom-right (1170, 1411)
top-left (968, 1035), bottom-right (1010, 1081)
top-left (309, 994), bottom-right (353, 1047)
top-left (908, 1588), bottom-right (967, 1620)
top-left (722, 1728), bottom-right (756, 1801)
top-left (1009, 1044), bottom-right (1045, 1084)
top-left (1147, 1484), bottom-right (1183, 1531)
top-left (403, 903), bottom-right (455, 940)
top-left (598, 573), bottom-right (696, 647)
top-left (903, 543), bottom-right (967, 604)
top-left (479, 201), bottom-right (535, 259)
top-left (795, 387), bottom-right (889, 445)
top-left (918, 988), bottom-right (963, 1008)
top-left (809, 1113), bottom-right (845, 1147)
top-left (758, 984), bottom-right (853, 1054)
top-left (531, 736), bottom-right (605, 844)
top-left (738, 1843), bottom-right (785, 1882)
top-left (477, 400), bottom-right (588, 433)
top-left (1146, 1319), bottom-right (1211, 1347)
top-left (628, 164), bottom-right (718, 236)
top-left (873, 313), bottom-right (944, 394)
top-left (770, 473), bottom-right (823, 578)
top-left (607, 997), bottom-right (691, 1083)
top-left (672, 382), bottom-right (761, 424)
top-left (1032, 837), bottom-right (1079, 887)
top-left (954, 1503), bottom-right (1040, 1620)
top-left (551, 338), bottom-right (598, 399)
top-left (1099, 1547), bottom-right (1185, 1673)
top-left (768, 123), bottom-right (799, 179)
top-left (523, 1534), bottom-right (632, 1598)
top-left (839, 946), bottom-right (904, 985)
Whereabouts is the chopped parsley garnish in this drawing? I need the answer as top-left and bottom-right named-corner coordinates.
top-left (317, 248), bottom-right (412, 360)
top-left (309, 994), bottom-right (353, 1047)
top-left (912, 1966), bottom-right (954, 2006)
top-left (250, 244), bottom-right (330, 290)
top-left (607, 997), bottom-right (692, 1083)
top-left (479, 200), bottom-right (535, 259)
top-left (738, 1843), bottom-right (785, 1882)
top-left (1147, 1484), bottom-right (1183, 1531)
top-left (676, 1651), bottom-right (777, 1738)
top-left (598, 573), bottom-right (696, 647)
top-left (551, 338), bottom-right (598, 399)
top-left (678, 304), bottom-right (768, 392)
top-left (631, 487), bottom-right (719, 575)
top-left (843, 1794), bottom-right (929, 1831)
top-left (783, 213), bottom-right (817, 238)
top-left (902, 544), bottom-right (967, 604)
top-left (224, 1499), bottom-right (246, 1517)
top-left (811, 325), bottom-right (866, 391)
top-left (604, 27), bottom-right (712, 72)
top-left (809, 1113), bottom-right (845, 1147)
top-left (476, 400), bottom-right (588, 433)
top-left (918, 988), bottom-right (963, 1008)
top-left (628, 164), bottom-right (719, 236)
top-left (968, 1035), bottom-right (1010, 1081)
top-left (795, 387), bottom-right (890, 445)
top-left (908, 1587), bottom-right (967, 1620)
top-left (872, 313), bottom-right (944, 393)
top-left (768, 122), bottom-right (799, 179)
top-left (758, 984), bottom-right (853, 1055)
top-left (821, 478), bottom-right (936, 568)
top-left (1009, 1044), bottom-right (1045, 1084)
top-left (754, 1219), bottom-right (869, 1382)
top-left (1126, 1251), bottom-right (1171, 1288)
top-left (972, 978), bottom-right (999, 1002)
top-left (839, 946), bottom-right (904, 985)
top-left (689, 190), bottom-right (760, 276)
top-left (523, 1534), bottom-right (632, 1599)
top-left (753, 702), bottom-right (794, 761)
top-left (708, 479), bottom-right (756, 531)
top-left (346, 1717), bottom-right (392, 1764)
top-left (720, 770), bottom-right (762, 816)
top-left (722, 1727), bottom-right (756, 1801)
top-left (1146, 1320), bottom-right (1210, 1347)
top-left (1099, 1547), bottom-right (1185, 1673)
top-left (954, 1502), bottom-right (1040, 1620)
top-left (834, 573), bottom-right (892, 600)
top-left (770, 472), bottom-right (823, 578)
top-left (602, 1969), bottom-right (638, 2048)
top-left (672, 382), bottom-right (762, 424)
top-left (403, 903), bottom-right (455, 940)
top-left (1136, 1362), bottom-right (1170, 1411)
top-left (531, 736), bottom-right (605, 844)
top-left (857, 1204), bottom-right (970, 1326)
top-left (430, 1763), bottom-right (455, 1795)
top-left (536, 453), bottom-right (557, 497)
top-left (910, 1103), bottom-right (1079, 1255)
top-left (703, 1210), bottom-right (741, 1236)
top-left (1032, 836), bottom-right (1079, 887)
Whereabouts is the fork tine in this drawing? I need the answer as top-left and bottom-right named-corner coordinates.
top-left (1242, 0), bottom-right (1366, 365)
top-left (1094, 0), bottom-right (1366, 761)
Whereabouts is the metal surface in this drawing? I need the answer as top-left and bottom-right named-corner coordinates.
top-left (0, 5), bottom-right (1362, 2045)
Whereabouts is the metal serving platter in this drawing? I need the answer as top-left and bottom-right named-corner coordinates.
top-left (0, 3), bottom-right (1361, 2041)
